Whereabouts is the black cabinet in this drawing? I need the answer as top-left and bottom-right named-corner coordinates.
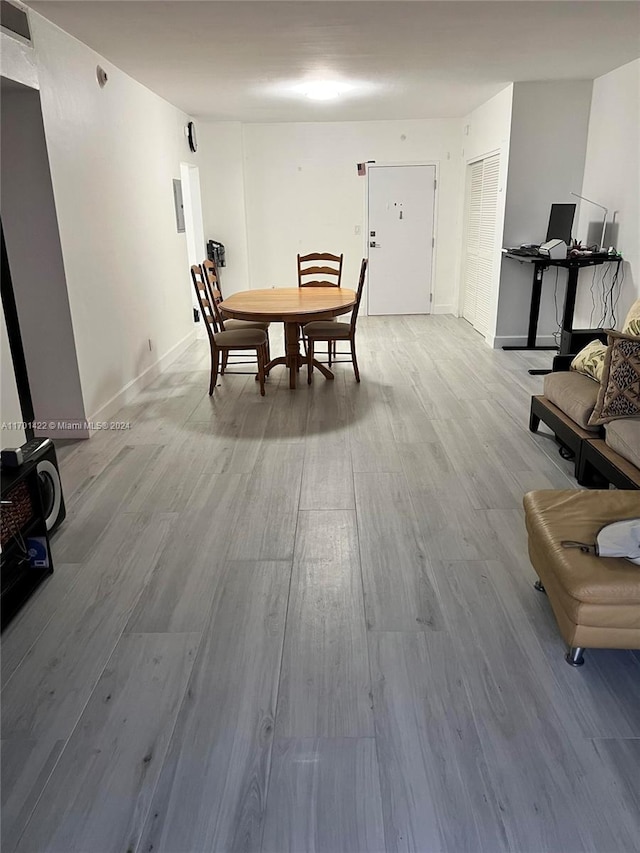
top-left (1, 459), bottom-right (54, 628)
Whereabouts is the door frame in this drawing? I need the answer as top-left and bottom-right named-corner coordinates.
top-left (365, 161), bottom-right (439, 316)
top-left (180, 162), bottom-right (205, 315)
top-left (457, 147), bottom-right (501, 321)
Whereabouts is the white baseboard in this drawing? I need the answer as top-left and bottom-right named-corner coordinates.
top-left (492, 334), bottom-right (558, 350)
top-left (432, 304), bottom-right (456, 315)
top-left (87, 329), bottom-right (197, 430)
top-left (34, 425), bottom-right (91, 440)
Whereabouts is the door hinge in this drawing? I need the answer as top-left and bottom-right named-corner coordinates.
top-left (430, 293), bottom-right (433, 303)
top-left (432, 236), bottom-right (435, 248)
top-left (434, 179), bottom-right (437, 190)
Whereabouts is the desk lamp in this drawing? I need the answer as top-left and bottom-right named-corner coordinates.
top-left (571, 192), bottom-right (608, 251)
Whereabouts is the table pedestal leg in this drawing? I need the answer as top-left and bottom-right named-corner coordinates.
top-left (262, 321), bottom-right (337, 389)
top-left (284, 322), bottom-right (301, 389)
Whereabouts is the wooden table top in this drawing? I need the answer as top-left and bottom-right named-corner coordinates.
top-left (220, 287), bottom-right (356, 323)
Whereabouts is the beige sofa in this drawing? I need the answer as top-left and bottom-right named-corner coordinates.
top-left (529, 299), bottom-right (640, 489)
top-left (524, 489), bottom-right (640, 665)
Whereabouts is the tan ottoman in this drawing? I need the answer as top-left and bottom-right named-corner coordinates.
top-left (523, 490), bottom-right (640, 666)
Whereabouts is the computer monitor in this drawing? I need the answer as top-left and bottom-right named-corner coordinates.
top-left (546, 203), bottom-right (576, 244)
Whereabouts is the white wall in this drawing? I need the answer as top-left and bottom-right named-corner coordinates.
top-left (574, 59), bottom-right (639, 329)
top-left (198, 122), bottom-right (252, 298)
top-left (462, 85), bottom-right (513, 165)
top-left (495, 80), bottom-right (593, 347)
top-left (460, 85), bottom-right (513, 341)
top-left (239, 119), bottom-right (463, 313)
top-left (2, 82), bottom-right (88, 438)
top-left (2, 14), bottom-right (199, 423)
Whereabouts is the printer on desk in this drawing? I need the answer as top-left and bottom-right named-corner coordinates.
top-left (538, 238), bottom-right (568, 260)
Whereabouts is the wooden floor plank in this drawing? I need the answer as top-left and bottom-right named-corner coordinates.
top-left (1, 512), bottom-right (177, 741)
top-left (433, 559), bottom-right (640, 853)
top-left (1, 737), bottom-right (66, 853)
top-left (224, 444), bottom-right (304, 560)
top-left (354, 472), bottom-right (445, 631)
top-left (276, 511), bottom-right (373, 738)
top-left (136, 560), bottom-right (291, 853)
top-left (370, 631), bottom-right (508, 853)
top-left (261, 738), bottom-right (385, 853)
top-left (1, 562), bottom-right (83, 689)
top-left (125, 474), bottom-right (247, 634)
top-left (53, 444), bottom-right (164, 563)
top-left (299, 442), bottom-right (355, 510)
top-left (14, 632), bottom-right (199, 853)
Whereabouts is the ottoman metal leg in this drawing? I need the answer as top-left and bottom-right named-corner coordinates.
top-left (565, 646), bottom-right (585, 667)
top-left (534, 579), bottom-right (546, 593)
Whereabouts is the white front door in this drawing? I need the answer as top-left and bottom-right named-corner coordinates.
top-left (367, 164), bottom-right (436, 315)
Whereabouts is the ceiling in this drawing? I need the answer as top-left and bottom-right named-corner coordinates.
top-left (27, 1), bottom-right (640, 121)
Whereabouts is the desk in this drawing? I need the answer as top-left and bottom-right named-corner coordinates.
top-left (220, 287), bottom-right (356, 389)
top-left (502, 252), bottom-right (622, 373)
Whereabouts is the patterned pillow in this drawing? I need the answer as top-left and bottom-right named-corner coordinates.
top-left (588, 330), bottom-right (640, 425)
top-left (570, 340), bottom-right (607, 383)
top-left (622, 299), bottom-right (640, 336)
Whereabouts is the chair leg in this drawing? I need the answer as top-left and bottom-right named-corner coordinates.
top-left (565, 647), bottom-right (585, 667)
top-left (210, 346), bottom-right (220, 395)
top-left (266, 330), bottom-right (271, 362)
top-left (529, 409), bottom-right (541, 432)
top-left (221, 350), bottom-right (229, 375)
top-left (257, 345), bottom-right (266, 396)
top-left (328, 338), bottom-right (333, 367)
top-left (350, 337), bottom-right (360, 382)
top-left (307, 338), bottom-right (314, 385)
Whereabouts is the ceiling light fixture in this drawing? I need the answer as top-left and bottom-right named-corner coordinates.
top-left (295, 81), bottom-right (351, 101)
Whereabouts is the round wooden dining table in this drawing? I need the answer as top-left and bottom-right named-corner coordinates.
top-left (219, 287), bottom-right (356, 389)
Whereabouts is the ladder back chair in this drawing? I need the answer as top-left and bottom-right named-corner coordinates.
top-left (297, 252), bottom-right (344, 288)
top-left (191, 265), bottom-right (268, 396)
top-left (297, 252), bottom-right (344, 363)
top-left (304, 258), bottom-right (368, 384)
top-left (202, 258), bottom-right (223, 299)
top-left (202, 258), bottom-right (271, 369)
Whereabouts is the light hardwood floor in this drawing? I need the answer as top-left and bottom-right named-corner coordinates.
top-left (2, 315), bottom-right (639, 853)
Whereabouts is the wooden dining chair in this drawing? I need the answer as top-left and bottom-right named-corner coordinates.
top-left (202, 258), bottom-right (223, 298)
top-left (202, 258), bottom-right (271, 367)
top-left (304, 258), bottom-right (367, 384)
top-left (190, 265), bottom-right (268, 396)
top-left (297, 252), bottom-right (344, 288)
top-left (297, 252), bottom-right (344, 363)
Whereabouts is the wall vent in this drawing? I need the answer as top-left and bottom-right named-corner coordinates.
top-left (0, 1), bottom-right (31, 43)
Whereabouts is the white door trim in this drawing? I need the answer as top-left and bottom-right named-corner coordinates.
top-left (365, 161), bottom-right (439, 316)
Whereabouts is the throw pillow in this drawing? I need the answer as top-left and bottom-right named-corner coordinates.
top-left (623, 298), bottom-right (640, 336)
top-left (570, 340), bottom-right (607, 383)
top-left (588, 330), bottom-right (640, 425)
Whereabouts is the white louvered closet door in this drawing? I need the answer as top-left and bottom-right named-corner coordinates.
top-left (462, 154), bottom-right (500, 336)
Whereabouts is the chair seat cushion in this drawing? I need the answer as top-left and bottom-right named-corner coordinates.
top-left (543, 371), bottom-right (600, 430)
top-left (303, 321), bottom-right (350, 338)
top-left (213, 328), bottom-right (267, 347)
top-left (605, 419), bottom-right (640, 469)
top-left (224, 318), bottom-right (270, 332)
top-left (524, 490), bottom-right (640, 609)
